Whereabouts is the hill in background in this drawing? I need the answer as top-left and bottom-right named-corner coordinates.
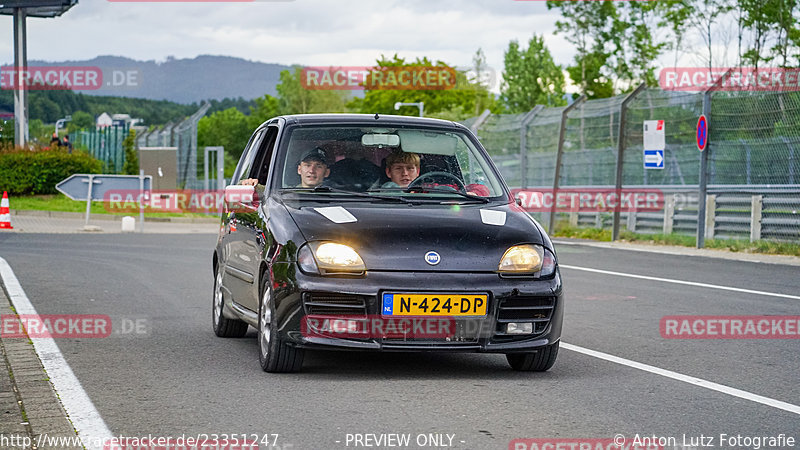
top-left (4, 55), bottom-right (291, 104)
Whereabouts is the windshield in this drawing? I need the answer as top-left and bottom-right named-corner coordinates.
top-left (275, 125), bottom-right (506, 201)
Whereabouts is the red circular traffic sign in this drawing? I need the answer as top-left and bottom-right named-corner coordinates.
top-left (697, 115), bottom-right (708, 152)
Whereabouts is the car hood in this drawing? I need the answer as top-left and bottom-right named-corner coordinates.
top-left (282, 200), bottom-right (544, 272)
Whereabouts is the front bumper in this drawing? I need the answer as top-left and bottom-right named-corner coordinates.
top-left (271, 265), bottom-right (564, 353)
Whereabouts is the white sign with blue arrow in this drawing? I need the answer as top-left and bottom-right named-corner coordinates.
top-left (643, 120), bottom-right (666, 170)
top-left (644, 150), bottom-right (664, 169)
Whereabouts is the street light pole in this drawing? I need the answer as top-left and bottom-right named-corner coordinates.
top-left (55, 115), bottom-right (72, 135)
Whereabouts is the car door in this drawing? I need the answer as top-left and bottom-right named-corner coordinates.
top-left (221, 128), bottom-right (266, 310)
top-left (230, 124), bottom-right (281, 312)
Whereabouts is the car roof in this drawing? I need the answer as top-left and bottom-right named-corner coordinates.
top-left (271, 114), bottom-right (466, 130)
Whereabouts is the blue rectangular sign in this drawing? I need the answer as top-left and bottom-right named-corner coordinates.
top-left (644, 150), bottom-right (664, 170)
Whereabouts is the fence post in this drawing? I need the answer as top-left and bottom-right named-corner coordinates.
top-left (549, 95), bottom-right (586, 233)
top-left (470, 109), bottom-right (492, 136)
top-left (750, 195), bottom-right (763, 242)
top-left (612, 83), bottom-right (647, 241)
top-left (627, 210), bottom-right (637, 232)
top-left (519, 105), bottom-right (544, 190)
top-left (698, 69), bottom-right (732, 248)
top-left (705, 194), bottom-right (717, 239)
top-left (663, 194), bottom-right (676, 234)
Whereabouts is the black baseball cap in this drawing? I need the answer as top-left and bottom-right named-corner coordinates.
top-left (299, 147), bottom-right (328, 165)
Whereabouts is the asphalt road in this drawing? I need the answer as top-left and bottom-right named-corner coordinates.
top-left (0, 233), bottom-right (798, 450)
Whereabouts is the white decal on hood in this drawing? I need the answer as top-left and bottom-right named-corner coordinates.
top-left (314, 206), bottom-right (357, 224)
top-left (480, 209), bottom-right (506, 226)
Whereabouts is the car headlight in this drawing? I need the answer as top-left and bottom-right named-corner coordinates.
top-left (297, 242), bottom-right (366, 275)
top-left (498, 244), bottom-right (556, 277)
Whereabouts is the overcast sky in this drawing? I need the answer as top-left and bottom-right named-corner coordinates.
top-left (1, 0), bottom-right (742, 95)
top-left (0, 0), bottom-right (569, 92)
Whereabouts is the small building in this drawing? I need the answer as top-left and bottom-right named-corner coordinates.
top-left (96, 112), bottom-right (113, 128)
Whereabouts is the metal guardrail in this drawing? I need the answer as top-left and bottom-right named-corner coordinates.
top-left (524, 186), bottom-right (800, 243)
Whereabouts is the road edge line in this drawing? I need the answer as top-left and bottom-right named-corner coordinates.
top-left (562, 342), bottom-right (800, 416)
top-left (561, 264), bottom-right (800, 300)
top-left (0, 256), bottom-right (114, 450)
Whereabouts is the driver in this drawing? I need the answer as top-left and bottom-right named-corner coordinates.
top-left (295, 147), bottom-right (330, 188)
top-left (382, 150), bottom-right (420, 188)
top-left (240, 147), bottom-right (330, 189)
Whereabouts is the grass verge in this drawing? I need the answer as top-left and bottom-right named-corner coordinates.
top-left (8, 194), bottom-right (216, 219)
top-left (553, 224), bottom-right (800, 257)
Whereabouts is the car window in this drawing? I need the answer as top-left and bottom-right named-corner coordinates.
top-left (274, 125), bottom-right (506, 200)
top-left (249, 126), bottom-right (280, 187)
top-left (231, 128), bottom-right (266, 185)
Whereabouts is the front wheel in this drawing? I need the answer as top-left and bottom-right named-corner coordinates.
top-left (506, 341), bottom-right (559, 372)
top-left (258, 276), bottom-right (304, 373)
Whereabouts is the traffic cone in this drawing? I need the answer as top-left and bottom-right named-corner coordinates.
top-left (0, 191), bottom-right (13, 229)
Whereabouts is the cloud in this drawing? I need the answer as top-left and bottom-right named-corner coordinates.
top-left (1, 0), bottom-right (570, 91)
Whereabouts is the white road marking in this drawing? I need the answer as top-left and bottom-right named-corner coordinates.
top-left (561, 264), bottom-right (800, 300)
top-left (0, 256), bottom-right (113, 450)
top-left (562, 342), bottom-right (800, 416)
top-left (553, 239), bottom-right (800, 267)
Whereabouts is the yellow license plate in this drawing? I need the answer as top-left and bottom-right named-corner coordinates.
top-left (382, 293), bottom-right (488, 316)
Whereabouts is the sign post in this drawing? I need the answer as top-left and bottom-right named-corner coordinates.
top-left (56, 174), bottom-right (152, 230)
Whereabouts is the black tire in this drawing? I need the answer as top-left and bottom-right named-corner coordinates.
top-left (212, 266), bottom-right (249, 338)
top-left (506, 341), bottom-right (559, 372)
top-left (258, 276), bottom-right (304, 373)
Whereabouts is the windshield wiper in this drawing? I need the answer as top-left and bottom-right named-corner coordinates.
top-left (281, 186), bottom-right (416, 204)
top-left (402, 186), bottom-right (490, 203)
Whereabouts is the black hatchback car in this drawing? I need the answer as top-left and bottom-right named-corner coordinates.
top-left (212, 114), bottom-right (563, 372)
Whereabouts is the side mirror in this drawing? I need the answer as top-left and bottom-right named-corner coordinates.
top-left (224, 185), bottom-right (257, 211)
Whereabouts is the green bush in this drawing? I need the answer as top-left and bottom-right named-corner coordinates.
top-left (0, 146), bottom-right (102, 195)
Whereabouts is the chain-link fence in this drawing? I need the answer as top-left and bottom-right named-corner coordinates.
top-left (132, 103), bottom-right (210, 188)
top-left (466, 88), bottom-right (800, 245)
top-left (70, 124), bottom-right (129, 173)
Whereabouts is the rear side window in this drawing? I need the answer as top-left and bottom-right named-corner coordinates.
top-left (231, 129), bottom-right (265, 185)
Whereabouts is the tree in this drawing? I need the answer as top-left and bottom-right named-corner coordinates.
top-left (548, 0), bottom-right (619, 96)
top-left (122, 130), bottom-right (139, 175)
top-left (68, 111), bottom-right (94, 132)
top-left (276, 67), bottom-right (349, 115)
top-left (468, 48), bottom-right (498, 115)
top-left (197, 108), bottom-right (252, 160)
top-left (501, 35), bottom-right (566, 112)
top-left (617, 1), bottom-right (670, 87)
top-left (349, 54), bottom-right (495, 120)
top-left (247, 95), bottom-right (281, 130)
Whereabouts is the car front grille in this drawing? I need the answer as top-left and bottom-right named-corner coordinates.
top-left (302, 293), bottom-right (368, 317)
top-left (494, 295), bottom-right (555, 339)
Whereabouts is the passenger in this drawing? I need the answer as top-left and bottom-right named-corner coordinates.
top-left (382, 150), bottom-right (420, 188)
